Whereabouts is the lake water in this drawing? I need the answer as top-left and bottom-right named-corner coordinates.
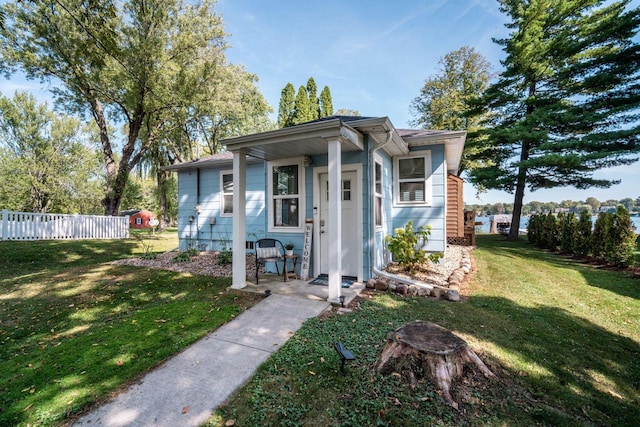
top-left (475, 215), bottom-right (640, 234)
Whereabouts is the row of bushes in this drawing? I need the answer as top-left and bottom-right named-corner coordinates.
top-left (527, 205), bottom-right (638, 268)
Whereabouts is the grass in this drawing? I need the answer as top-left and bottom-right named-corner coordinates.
top-left (209, 234), bottom-right (640, 426)
top-left (0, 230), bottom-right (262, 426)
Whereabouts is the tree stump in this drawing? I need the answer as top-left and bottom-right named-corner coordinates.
top-left (376, 320), bottom-right (497, 409)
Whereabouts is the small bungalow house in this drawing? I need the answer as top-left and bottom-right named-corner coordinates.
top-left (164, 116), bottom-right (466, 303)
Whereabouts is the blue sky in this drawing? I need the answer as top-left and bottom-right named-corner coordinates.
top-left (1, 0), bottom-right (638, 205)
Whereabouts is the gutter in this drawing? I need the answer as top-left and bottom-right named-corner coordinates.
top-left (368, 130), bottom-right (423, 286)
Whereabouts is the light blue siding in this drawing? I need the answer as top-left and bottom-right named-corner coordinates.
top-left (390, 145), bottom-right (447, 253)
top-left (175, 140), bottom-right (451, 280)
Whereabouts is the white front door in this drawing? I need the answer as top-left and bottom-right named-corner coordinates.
top-left (319, 171), bottom-right (358, 277)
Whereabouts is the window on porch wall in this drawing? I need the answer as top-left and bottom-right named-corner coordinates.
top-left (221, 171), bottom-right (233, 215)
top-left (270, 162), bottom-right (302, 229)
top-left (375, 160), bottom-right (383, 227)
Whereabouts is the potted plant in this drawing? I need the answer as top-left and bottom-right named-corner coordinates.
top-left (284, 242), bottom-right (295, 256)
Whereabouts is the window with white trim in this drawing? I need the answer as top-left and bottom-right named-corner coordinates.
top-left (220, 171), bottom-right (233, 216)
top-left (374, 159), bottom-right (383, 227)
top-left (268, 159), bottom-right (304, 231)
top-left (394, 151), bottom-right (432, 206)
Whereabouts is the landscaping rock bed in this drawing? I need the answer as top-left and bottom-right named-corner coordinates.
top-left (111, 250), bottom-right (256, 277)
top-left (368, 245), bottom-right (473, 301)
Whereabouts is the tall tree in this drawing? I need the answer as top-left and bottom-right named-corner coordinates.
top-left (319, 85), bottom-right (333, 118)
top-left (292, 85), bottom-right (311, 125)
top-left (0, 0), bottom-right (237, 215)
top-left (469, 0), bottom-right (640, 240)
top-left (411, 46), bottom-right (491, 131)
top-left (277, 82), bottom-right (296, 127)
top-left (0, 92), bottom-right (103, 213)
top-left (306, 77), bottom-right (320, 120)
top-left (410, 47), bottom-right (492, 175)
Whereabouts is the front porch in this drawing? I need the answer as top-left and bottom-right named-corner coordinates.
top-left (237, 274), bottom-right (365, 306)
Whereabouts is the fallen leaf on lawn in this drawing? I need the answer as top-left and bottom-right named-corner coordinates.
top-left (22, 404), bottom-right (33, 412)
top-left (225, 420), bottom-right (235, 426)
top-left (182, 406), bottom-right (190, 414)
top-left (307, 361), bottom-right (314, 365)
top-left (608, 389), bottom-right (623, 399)
top-left (308, 371), bottom-right (316, 375)
top-left (320, 357), bottom-right (325, 363)
top-left (116, 360), bottom-right (123, 366)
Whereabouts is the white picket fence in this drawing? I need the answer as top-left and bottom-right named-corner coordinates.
top-left (1, 210), bottom-right (129, 241)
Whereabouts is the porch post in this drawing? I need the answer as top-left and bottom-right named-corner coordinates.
top-left (327, 138), bottom-right (342, 303)
top-left (231, 150), bottom-right (247, 289)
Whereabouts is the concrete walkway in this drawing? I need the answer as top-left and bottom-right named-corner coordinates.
top-left (72, 294), bottom-right (331, 427)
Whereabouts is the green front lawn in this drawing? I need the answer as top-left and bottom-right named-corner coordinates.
top-left (210, 235), bottom-right (640, 426)
top-left (0, 231), bottom-right (262, 426)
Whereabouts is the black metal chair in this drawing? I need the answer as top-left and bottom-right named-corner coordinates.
top-left (255, 238), bottom-right (286, 283)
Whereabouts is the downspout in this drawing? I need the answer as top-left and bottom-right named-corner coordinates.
top-left (369, 130), bottom-right (418, 286)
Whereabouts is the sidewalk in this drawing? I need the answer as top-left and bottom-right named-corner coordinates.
top-left (72, 294), bottom-right (331, 427)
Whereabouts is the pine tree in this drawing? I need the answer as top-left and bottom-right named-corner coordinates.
top-left (592, 212), bottom-right (608, 260)
top-left (277, 83), bottom-right (295, 128)
top-left (560, 212), bottom-right (577, 254)
top-left (605, 205), bottom-right (637, 267)
top-left (319, 86), bottom-right (333, 118)
top-left (292, 85), bottom-right (311, 125)
top-left (306, 77), bottom-right (320, 120)
top-left (573, 209), bottom-right (593, 258)
top-left (470, 0), bottom-right (640, 240)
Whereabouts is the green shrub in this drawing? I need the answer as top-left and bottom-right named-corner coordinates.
top-left (217, 248), bottom-right (232, 265)
top-left (174, 248), bottom-right (199, 262)
top-left (560, 212), bottom-right (576, 254)
top-left (573, 209), bottom-right (592, 258)
top-left (604, 205), bottom-right (636, 268)
top-left (527, 213), bottom-right (544, 246)
top-left (385, 221), bottom-right (441, 271)
top-left (591, 212), bottom-right (608, 260)
top-left (541, 212), bottom-right (559, 250)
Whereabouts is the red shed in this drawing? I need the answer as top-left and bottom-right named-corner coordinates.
top-left (121, 209), bottom-right (158, 229)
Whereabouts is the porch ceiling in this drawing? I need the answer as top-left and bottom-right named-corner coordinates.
top-left (223, 118), bottom-right (365, 161)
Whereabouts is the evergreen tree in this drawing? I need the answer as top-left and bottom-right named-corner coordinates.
top-left (469, 0), bottom-right (640, 240)
top-left (560, 212), bottom-right (577, 254)
top-left (541, 212), bottom-right (558, 250)
top-left (573, 209), bottom-right (593, 258)
top-left (277, 83), bottom-right (296, 127)
top-left (592, 212), bottom-right (608, 260)
top-left (306, 77), bottom-right (320, 120)
top-left (292, 85), bottom-right (311, 125)
top-left (605, 205), bottom-right (637, 267)
top-left (320, 86), bottom-right (334, 117)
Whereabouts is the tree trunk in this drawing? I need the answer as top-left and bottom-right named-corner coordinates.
top-left (377, 321), bottom-right (497, 409)
top-left (157, 169), bottom-right (170, 229)
top-left (509, 81), bottom-right (537, 240)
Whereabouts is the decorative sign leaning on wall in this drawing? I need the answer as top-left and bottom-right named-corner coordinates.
top-left (300, 219), bottom-right (313, 280)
